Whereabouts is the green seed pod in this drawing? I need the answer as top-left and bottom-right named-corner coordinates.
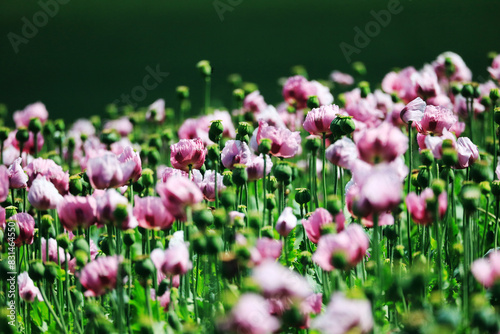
top-left (358, 81), bottom-right (371, 98)
top-left (209, 120), bottom-right (224, 143)
top-left (193, 208), bottom-right (214, 231)
top-left (213, 208), bottom-right (226, 229)
top-left (29, 260), bottom-right (45, 282)
top-left (56, 234), bottom-right (70, 250)
top-left (326, 195), bottom-right (343, 216)
top-left (307, 96), bottom-right (320, 109)
top-left (69, 175), bottom-right (84, 196)
top-left (161, 128), bottom-right (174, 143)
top-left (232, 164), bottom-right (248, 186)
top-left (75, 250), bottom-right (88, 267)
top-left (461, 84), bottom-right (474, 98)
top-left (44, 262), bottom-right (58, 284)
top-left (141, 168), bottom-right (155, 189)
top-left (220, 190), bottom-right (236, 209)
top-left (352, 61), bottom-right (367, 76)
top-left (123, 230), bottom-right (136, 247)
top-left (305, 135), bottom-right (321, 152)
top-left (248, 211), bottom-right (262, 230)
top-left (206, 230), bottom-right (224, 255)
top-left (237, 122), bottom-right (253, 138)
top-left (442, 147), bottom-right (458, 167)
top-left (147, 149), bottom-right (161, 166)
top-left (417, 167), bottom-right (430, 188)
top-left (196, 60), bottom-right (212, 77)
top-left (72, 237), bottom-right (90, 257)
top-left (222, 171), bottom-right (233, 187)
top-left (15, 127), bottom-right (29, 144)
top-left (470, 160), bottom-right (492, 183)
top-left (207, 144), bottom-right (220, 162)
top-left (480, 181), bottom-right (491, 195)
top-left (191, 232), bottom-right (207, 254)
top-left (274, 162), bottom-right (292, 184)
top-left (0, 127), bottom-right (10, 142)
top-left (135, 258), bottom-right (155, 278)
top-left (28, 118), bottom-right (42, 134)
top-left (258, 138), bottom-right (272, 155)
top-left (266, 194), bottom-right (277, 211)
top-left (100, 129), bottom-right (119, 146)
top-left (431, 179), bottom-right (446, 195)
top-left (267, 176), bottom-right (278, 192)
top-left (420, 149), bottom-right (434, 167)
top-left (460, 182), bottom-right (482, 213)
top-left (233, 88), bottom-right (245, 101)
top-left (261, 226), bottom-right (274, 239)
top-left (490, 88), bottom-right (500, 102)
top-left (40, 214), bottom-right (54, 235)
top-left (491, 180), bottom-right (500, 197)
top-left (176, 85), bottom-right (190, 99)
top-left (295, 188), bottom-right (311, 205)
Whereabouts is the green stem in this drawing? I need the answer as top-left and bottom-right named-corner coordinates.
top-left (39, 283), bottom-right (68, 334)
top-left (406, 121), bottom-right (413, 266)
top-left (204, 76), bottom-right (211, 115)
top-left (263, 154), bottom-right (267, 225)
top-left (322, 133), bottom-right (327, 208)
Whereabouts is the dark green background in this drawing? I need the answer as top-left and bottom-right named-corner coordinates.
top-left (0, 0), bottom-right (498, 122)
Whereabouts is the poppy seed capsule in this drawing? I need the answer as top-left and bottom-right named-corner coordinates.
top-left (135, 258), bottom-right (155, 278)
top-left (295, 188), bottom-right (311, 205)
top-left (207, 144), bottom-right (220, 162)
top-left (69, 175), bottom-right (83, 196)
top-left (491, 180), bottom-right (500, 197)
top-left (0, 127), bottom-right (9, 142)
top-left (123, 230), bottom-right (136, 247)
top-left (274, 162), bottom-right (292, 184)
top-left (237, 122), bottom-right (253, 138)
top-left (307, 95), bottom-right (320, 109)
top-left (141, 169), bottom-right (154, 188)
top-left (417, 168), bottom-right (430, 188)
top-left (420, 149), bottom-right (434, 167)
top-left (29, 261), bottom-right (45, 282)
top-left (209, 120), bottom-right (224, 143)
top-left (44, 262), bottom-right (58, 284)
top-left (442, 148), bottom-right (458, 167)
top-left (28, 117), bottom-right (42, 133)
top-left (232, 164), bottom-right (248, 186)
top-left (15, 127), bottom-right (29, 144)
top-left (258, 138), bottom-right (272, 155)
top-left (56, 233), bottom-right (70, 250)
top-left (494, 108), bottom-right (500, 126)
top-left (461, 84), bottom-right (474, 98)
top-left (305, 135), bottom-right (321, 152)
top-left (176, 85), bottom-right (189, 99)
top-left (490, 88), bottom-right (500, 102)
top-left (460, 182), bottom-right (481, 213)
top-left (266, 194), bottom-right (276, 211)
top-left (196, 60), bottom-right (212, 77)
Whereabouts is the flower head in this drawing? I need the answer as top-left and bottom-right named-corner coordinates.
top-left (170, 138), bottom-right (206, 172)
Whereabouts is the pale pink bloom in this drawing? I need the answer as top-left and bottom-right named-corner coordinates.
top-left (427, 94), bottom-right (453, 109)
top-left (18, 272), bottom-right (42, 302)
top-left (111, 137), bottom-right (139, 156)
top-left (246, 154), bottom-right (273, 181)
top-left (13, 102), bottom-right (48, 128)
top-left (252, 260), bottom-right (312, 299)
top-left (0, 166), bottom-right (8, 202)
top-left (373, 89), bottom-right (395, 113)
top-left (312, 292), bottom-right (373, 334)
top-left (221, 140), bottom-right (252, 170)
top-left (488, 54), bottom-right (500, 82)
top-left (360, 212), bottom-right (394, 229)
top-left (2, 146), bottom-right (22, 167)
top-left (69, 119), bottom-right (96, 138)
top-left (250, 238), bottom-right (283, 265)
top-left (160, 167), bottom-right (189, 182)
top-left (8, 158), bottom-right (28, 189)
top-left (283, 76), bottom-right (333, 109)
top-left (0, 207), bottom-right (5, 230)
top-left (86, 153), bottom-right (134, 189)
top-left (326, 136), bottom-right (358, 169)
top-left (275, 207), bottom-right (297, 237)
top-left (350, 163), bottom-right (403, 216)
top-left (57, 195), bottom-right (97, 231)
top-left (104, 117), bottom-right (133, 136)
top-left (471, 251), bottom-right (500, 288)
top-left (454, 95), bottom-right (485, 119)
top-left (381, 67), bottom-right (418, 103)
top-left (156, 176), bottom-right (203, 221)
top-left (218, 293), bottom-right (280, 334)
top-left (28, 176), bottom-right (63, 210)
top-left (420, 128), bottom-right (457, 159)
top-left (25, 158), bottom-right (69, 194)
top-left (229, 211), bottom-right (246, 226)
top-left (400, 97), bottom-right (426, 123)
top-left (178, 118), bottom-right (199, 140)
top-left (150, 289), bottom-right (171, 311)
top-left (151, 242), bottom-right (192, 276)
top-left (146, 98), bottom-right (166, 123)
top-left (10, 213), bottom-right (35, 247)
top-left (432, 51), bottom-right (472, 83)
top-left (255, 105), bottom-right (286, 129)
top-left (330, 71), bottom-right (354, 86)
top-left (117, 146), bottom-right (142, 183)
top-left (406, 188), bottom-right (447, 226)
top-left (455, 137), bottom-right (479, 169)
top-left (133, 196), bottom-right (174, 230)
top-left (343, 89), bottom-right (385, 128)
top-left (303, 104), bottom-right (339, 136)
top-left (178, 111), bottom-right (236, 146)
top-left (95, 189), bottom-right (138, 229)
top-left (244, 90), bottom-right (267, 113)
top-left (192, 169), bottom-right (225, 202)
top-left (411, 64), bottom-right (441, 99)
top-left (170, 138), bottom-right (206, 172)
top-left (313, 224), bottom-right (369, 271)
top-left (479, 80), bottom-right (497, 97)
top-left (41, 237), bottom-right (66, 264)
top-left (354, 122), bottom-right (408, 164)
top-left (416, 105), bottom-right (458, 136)
top-left (299, 293), bottom-right (323, 329)
top-left (79, 256), bottom-right (122, 297)
top-left (254, 121), bottom-right (301, 158)
top-left (303, 208), bottom-right (333, 244)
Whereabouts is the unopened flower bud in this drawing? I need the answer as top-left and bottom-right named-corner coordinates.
top-left (176, 86), bottom-right (189, 99)
top-left (461, 84), bottom-right (474, 98)
top-left (28, 118), bottom-right (42, 134)
top-left (0, 127), bottom-right (10, 142)
top-left (209, 120), bottom-right (224, 143)
top-left (15, 127), bottom-right (29, 144)
top-left (307, 96), bottom-right (320, 109)
top-left (196, 60), bottom-right (212, 77)
top-left (266, 194), bottom-right (276, 211)
top-left (420, 149), bottom-right (434, 167)
top-left (295, 188), bottom-right (311, 205)
top-left (431, 179), bottom-right (446, 195)
top-left (135, 257), bottom-right (155, 278)
top-left (54, 119), bottom-right (65, 132)
top-left (258, 138), bottom-right (272, 155)
top-left (274, 162), bottom-right (292, 184)
top-left (232, 164), bottom-right (248, 186)
top-left (358, 81), bottom-right (371, 98)
top-left (29, 261), bottom-right (45, 282)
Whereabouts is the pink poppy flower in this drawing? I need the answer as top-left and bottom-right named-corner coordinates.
top-left (0, 165), bottom-right (8, 202)
top-left (9, 131), bottom-right (44, 155)
top-left (432, 51), bottom-right (472, 83)
top-left (488, 54), bottom-right (500, 82)
top-left (243, 90), bottom-right (268, 113)
top-left (13, 102), bottom-right (49, 128)
top-left (416, 105), bottom-right (458, 136)
top-left (25, 158), bottom-right (69, 194)
top-left (133, 196), bottom-right (174, 230)
top-left (160, 167), bottom-right (189, 182)
top-left (400, 97), bottom-right (426, 124)
top-left (151, 239), bottom-right (192, 276)
top-left (252, 261), bottom-right (312, 299)
top-left (283, 75), bottom-right (333, 109)
top-left (95, 189), bottom-right (138, 230)
top-left (0, 207), bottom-right (5, 230)
top-left (326, 136), bottom-right (358, 169)
top-left (312, 224), bottom-right (369, 271)
top-left (354, 122), bottom-right (408, 164)
top-left (406, 188), bottom-right (447, 225)
top-left (218, 293), bottom-right (280, 334)
top-left (146, 98), bottom-right (166, 123)
top-left (28, 176), bottom-right (63, 210)
top-left (221, 140), bottom-right (252, 170)
top-left (250, 238), bottom-right (283, 265)
top-left (330, 71), bottom-right (354, 86)
top-left (303, 208), bottom-right (335, 244)
top-left (41, 237), bottom-right (66, 264)
top-left (455, 137), bottom-right (479, 169)
top-left (69, 119), bottom-right (96, 138)
top-left (411, 65), bottom-right (441, 99)
top-left (104, 117), bottom-right (133, 137)
top-left (254, 121), bottom-right (301, 159)
top-left (18, 272), bottom-right (42, 302)
top-left (156, 176), bottom-right (203, 221)
top-left (117, 146), bottom-right (142, 183)
top-left (246, 154), bottom-right (273, 181)
top-left (471, 251), bottom-right (500, 288)
top-left (57, 195), bottom-right (97, 231)
top-left (453, 95), bottom-right (485, 119)
top-left (275, 207), bottom-right (297, 237)
top-left (312, 292), bottom-right (373, 334)
top-left (170, 138), bottom-right (206, 172)
top-left (192, 169), bottom-right (225, 202)
top-left (10, 213), bottom-right (35, 247)
top-left (86, 153), bottom-right (130, 189)
top-left (303, 104), bottom-right (339, 136)
top-left (8, 158), bottom-right (28, 189)
top-left (381, 67), bottom-right (418, 103)
top-left (79, 255), bottom-right (122, 297)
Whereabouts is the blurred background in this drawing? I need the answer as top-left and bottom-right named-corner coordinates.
top-left (0, 0), bottom-right (499, 122)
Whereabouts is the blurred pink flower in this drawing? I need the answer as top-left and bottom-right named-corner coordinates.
top-left (13, 102), bottom-right (49, 128)
top-left (0, 207), bottom-right (5, 230)
top-left (178, 111), bottom-right (236, 145)
top-left (471, 251), bottom-right (500, 288)
top-left (252, 261), bottom-right (312, 299)
top-left (283, 75), bottom-right (333, 109)
top-left (243, 90), bottom-right (268, 113)
top-left (312, 292), bottom-right (373, 334)
top-left (303, 208), bottom-right (335, 244)
top-left (156, 176), bottom-right (203, 221)
top-left (170, 138), bottom-right (206, 172)
top-left (79, 255), bottom-right (121, 297)
top-left (10, 213), bottom-right (35, 247)
top-left (18, 272), bottom-right (42, 302)
top-left (488, 54), bottom-right (500, 82)
top-left (28, 176), bottom-right (63, 210)
top-left (151, 241), bottom-right (192, 276)
top-left (254, 121), bottom-right (301, 159)
top-left (453, 95), bottom-right (485, 119)
top-left (221, 140), bottom-right (252, 170)
top-left (303, 104), bottom-right (339, 136)
top-left (133, 196), bottom-right (174, 230)
top-left (246, 154), bottom-right (273, 181)
top-left (57, 194), bottom-right (97, 231)
top-left (313, 224), bottom-right (369, 271)
top-left (400, 97), bottom-right (426, 124)
top-left (8, 158), bottom-right (28, 189)
top-left (146, 98), bottom-right (165, 123)
top-left (330, 71), bottom-right (354, 85)
top-left (354, 122), bottom-right (408, 164)
top-left (432, 51), bottom-right (472, 83)
top-left (95, 189), bottom-right (138, 230)
top-left (276, 207), bottom-right (297, 237)
top-left (0, 165), bottom-right (8, 202)
top-left (9, 131), bottom-right (44, 155)
top-left (250, 238), bottom-right (283, 265)
top-left (381, 67), bottom-right (418, 103)
top-left (192, 169), bottom-right (225, 202)
top-left (86, 152), bottom-right (132, 189)
top-left (326, 136), bottom-right (358, 169)
top-left (160, 167), bottom-right (189, 182)
top-left (411, 65), bottom-right (441, 99)
top-left (25, 158), bottom-right (69, 194)
top-left (416, 105), bottom-right (458, 136)
top-left (406, 188), bottom-right (447, 225)
top-left (41, 237), bottom-right (66, 264)
top-left (104, 117), bottom-right (133, 136)
top-left (218, 293), bottom-right (280, 334)
top-left (117, 146), bottom-right (142, 183)
top-left (455, 137), bottom-right (479, 169)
